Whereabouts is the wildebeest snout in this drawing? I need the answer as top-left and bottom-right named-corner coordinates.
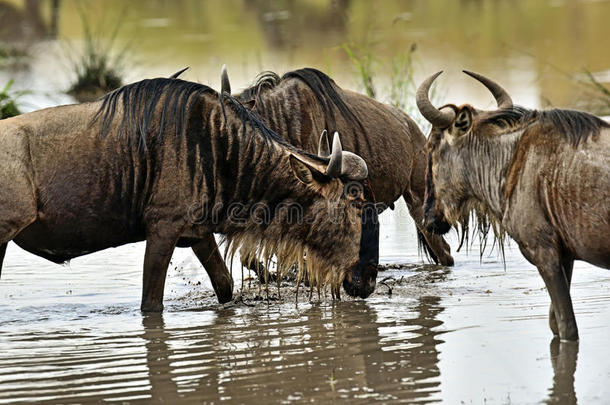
top-left (423, 205), bottom-right (452, 235)
top-left (343, 262), bottom-right (378, 299)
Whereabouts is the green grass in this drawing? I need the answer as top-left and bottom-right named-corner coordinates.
top-left (342, 42), bottom-right (377, 99)
top-left (0, 80), bottom-right (25, 119)
top-left (579, 69), bottom-right (610, 115)
top-left (67, 8), bottom-right (127, 102)
top-left (343, 41), bottom-right (441, 131)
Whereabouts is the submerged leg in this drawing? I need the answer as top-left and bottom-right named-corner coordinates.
top-left (141, 230), bottom-right (180, 312)
top-left (549, 258), bottom-right (574, 336)
top-left (192, 234), bottom-right (233, 303)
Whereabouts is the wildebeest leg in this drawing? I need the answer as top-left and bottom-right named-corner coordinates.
top-left (549, 258), bottom-right (574, 336)
top-left (403, 191), bottom-right (454, 266)
top-left (141, 232), bottom-right (180, 312)
top-left (532, 254), bottom-right (578, 341)
top-left (0, 191), bottom-right (37, 279)
top-left (192, 234), bottom-right (233, 304)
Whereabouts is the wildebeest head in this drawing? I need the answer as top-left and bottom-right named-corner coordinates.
top-left (228, 125), bottom-right (374, 293)
top-left (416, 70), bottom-right (513, 235)
top-left (221, 67), bottom-right (380, 297)
top-left (295, 132), bottom-right (378, 297)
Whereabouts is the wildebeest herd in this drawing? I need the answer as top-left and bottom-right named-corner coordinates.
top-left (0, 65), bottom-right (607, 342)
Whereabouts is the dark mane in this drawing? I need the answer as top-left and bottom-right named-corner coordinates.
top-left (240, 67), bottom-right (364, 132)
top-left (222, 94), bottom-right (291, 148)
top-left (240, 71), bottom-right (281, 101)
top-left (282, 68), bottom-right (364, 131)
top-left (93, 78), bottom-right (215, 147)
top-left (93, 77), bottom-right (290, 150)
top-left (480, 106), bottom-right (609, 146)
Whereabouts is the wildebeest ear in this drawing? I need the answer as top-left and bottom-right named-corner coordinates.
top-left (450, 108), bottom-right (473, 138)
top-left (289, 155), bottom-right (315, 184)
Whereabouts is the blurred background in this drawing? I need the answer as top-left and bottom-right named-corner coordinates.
top-left (1, 0), bottom-right (609, 126)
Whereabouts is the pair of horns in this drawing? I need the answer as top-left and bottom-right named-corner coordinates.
top-left (416, 70), bottom-right (513, 128)
top-left (315, 130), bottom-right (368, 180)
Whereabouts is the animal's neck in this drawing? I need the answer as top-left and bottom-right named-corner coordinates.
top-left (211, 114), bottom-right (312, 233)
top-left (465, 129), bottom-right (524, 219)
top-left (253, 93), bottom-right (295, 139)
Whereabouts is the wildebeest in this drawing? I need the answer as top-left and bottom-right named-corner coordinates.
top-left (221, 66), bottom-right (454, 298)
top-left (0, 76), bottom-right (374, 311)
top-left (417, 70), bottom-right (610, 341)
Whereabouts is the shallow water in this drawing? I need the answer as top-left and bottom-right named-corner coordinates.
top-left (1, 203), bottom-right (609, 404)
top-left (1, 0), bottom-right (610, 403)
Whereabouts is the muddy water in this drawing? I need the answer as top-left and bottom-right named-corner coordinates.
top-left (1, 0), bottom-right (610, 403)
top-left (1, 204), bottom-right (609, 404)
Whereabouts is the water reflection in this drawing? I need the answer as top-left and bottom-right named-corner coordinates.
top-left (546, 339), bottom-right (578, 405)
top-left (0, 286), bottom-right (449, 403)
top-left (243, 0), bottom-right (351, 50)
top-left (0, 0), bottom-right (59, 42)
top-left (140, 297), bottom-right (445, 403)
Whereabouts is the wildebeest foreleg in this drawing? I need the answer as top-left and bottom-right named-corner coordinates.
top-left (535, 256), bottom-right (578, 341)
top-left (141, 232), bottom-right (180, 312)
top-left (0, 243), bottom-right (6, 279)
top-left (0, 192), bottom-right (36, 280)
top-left (192, 234), bottom-right (233, 304)
top-left (549, 258), bottom-right (574, 336)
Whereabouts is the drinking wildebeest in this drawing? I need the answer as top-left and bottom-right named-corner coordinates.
top-left (417, 70), bottom-right (610, 341)
top-left (0, 76), bottom-right (375, 311)
top-left (221, 66), bottom-right (454, 298)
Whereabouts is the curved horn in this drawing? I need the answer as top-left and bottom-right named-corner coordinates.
top-left (324, 132), bottom-right (368, 180)
top-left (318, 130), bottom-right (330, 157)
top-left (340, 151), bottom-right (368, 180)
top-left (463, 70), bottom-right (513, 109)
top-left (325, 132), bottom-right (343, 178)
top-left (221, 64), bottom-right (231, 94)
top-left (416, 71), bottom-right (456, 128)
top-left (169, 67), bottom-right (189, 79)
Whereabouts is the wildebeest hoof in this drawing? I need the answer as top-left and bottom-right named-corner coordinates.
top-left (216, 290), bottom-right (233, 304)
top-left (439, 254), bottom-right (454, 267)
top-left (212, 276), bottom-right (234, 304)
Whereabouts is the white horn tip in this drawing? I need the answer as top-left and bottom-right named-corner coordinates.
top-left (332, 131), bottom-right (342, 151)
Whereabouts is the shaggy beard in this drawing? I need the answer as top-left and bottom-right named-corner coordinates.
top-left (221, 201), bottom-right (361, 298)
top-left (447, 199), bottom-right (508, 260)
